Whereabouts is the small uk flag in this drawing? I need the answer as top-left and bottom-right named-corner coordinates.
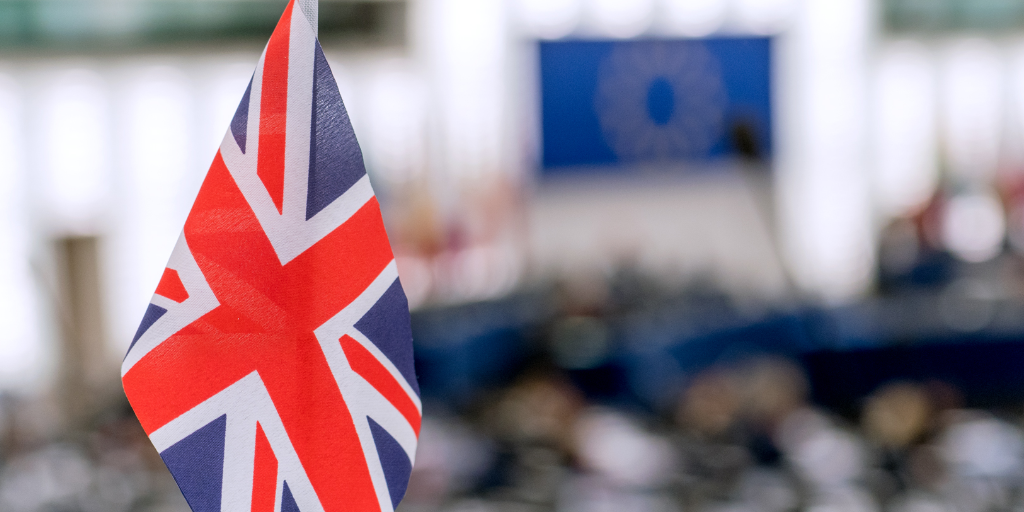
top-left (120, 2), bottom-right (420, 511)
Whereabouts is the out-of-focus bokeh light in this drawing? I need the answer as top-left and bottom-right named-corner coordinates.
top-left (200, 59), bottom-right (257, 158)
top-left (587, 0), bottom-right (655, 39)
top-left (779, 0), bottom-right (873, 300)
top-left (941, 191), bottom-right (1006, 262)
top-left (364, 64), bottom-right (427, 187)
top-left (38, 68), bottom-right (111, 231)
top-left (425, 0), bottom-right (505, 181)
top-left (734, 0), bottom-right (797, 33)
top-left (942, 39), bottom-right (1003, 180)
top-left (122, 66), bottom-right (192, 298)
top-left (872, 41), bottom-right (938, 218)
top-left (0, 72), bottom-right (45, 392)
top-left (575, 408), bottom-right (676, 487)
top-left (515, 0), bottom-right (582, 39)
top-left (942, 413), bottom-right (1024, 478)
top-left (660, 0), bottom-right (726, 37)
top-left (802, 0), bottom-right (869, 64)
top-left (862, 382), bottom-right (932, 448)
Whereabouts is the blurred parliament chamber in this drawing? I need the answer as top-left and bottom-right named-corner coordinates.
top-left (4, 0), bottom-right (1024, 511)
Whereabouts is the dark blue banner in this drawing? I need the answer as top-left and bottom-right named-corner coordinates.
top-left (539, 37), bottom-right (772, 174)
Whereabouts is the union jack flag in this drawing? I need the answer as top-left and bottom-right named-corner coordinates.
top-left (120, 2), bottom-right (420, 511)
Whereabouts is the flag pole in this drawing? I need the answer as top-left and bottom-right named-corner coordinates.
top-left (299, 0), bottom-right (318, 36)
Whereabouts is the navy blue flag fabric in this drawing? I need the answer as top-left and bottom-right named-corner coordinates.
top-left (539, 37), bottom-right (772, 174)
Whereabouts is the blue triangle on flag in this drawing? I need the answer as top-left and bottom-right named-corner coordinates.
top-left (367, 417), bottom-right (411, 510)
top-left (354, 279), bottom-right (418, 394)
top-left (306, 40), bottom-right (366, 220)
top-left (128, 303), bottom-right (167, 354)
top-left (231, 76), bottom-right (253, 154)
top-left (160, 415), bottom-right (227, 512)
top-left (282, 481), bottom-right (301, 512)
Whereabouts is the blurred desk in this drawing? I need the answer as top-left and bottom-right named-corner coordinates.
top-left (412, 283), bottom-right (1024, 413)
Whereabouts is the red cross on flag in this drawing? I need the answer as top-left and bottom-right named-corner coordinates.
top-left (120, 2), bottom-right (420, 511)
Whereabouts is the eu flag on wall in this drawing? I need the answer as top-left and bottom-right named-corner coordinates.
top-left (540, 37), bottom-right (773, 174)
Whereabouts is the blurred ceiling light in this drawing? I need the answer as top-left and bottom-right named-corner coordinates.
top-left (588, 0), bottom-right (655, 38)
top-left (430, 0), bottom-right (506, 180)
top-left (366, 66), bottom-right (426, 187)
top-left (780, 0), bottom-right (873, 300)
top-left (40, 68), bottom-right (110, 230)
top-left (433, 0), bottom-right (504, 77)
top-left (796, 169), bottom-right (874, 300)
top-left (872, 42), bottom-right (937, 218)
top-left (942, 192), bottom-right (1006, 263)
top-left (799, 78), bottom-right (872, 300)
top-left (661, 0), bottom-right (725, 37)
top-left (516, 0), bottom-right (582, 39)
top-left (942, 39), bottom-right (1003, 181)
top-left (113, 66), bottom-right (193, 348)
top-left (803, 0), bottom-right (868, 65)
top-left (0, 73), bottom-right (44, 392)
top-left (124, 66), bottom-right (192, 240)
top-left (202, 60), bottom-right (255, 159)
top-left (125, 67), bottom-right (191, 203)
top-left (734, 0), bottom-right (796, 34)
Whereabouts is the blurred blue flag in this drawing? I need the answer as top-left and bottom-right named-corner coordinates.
top-left (540, 37), bottom-right (772, 174)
